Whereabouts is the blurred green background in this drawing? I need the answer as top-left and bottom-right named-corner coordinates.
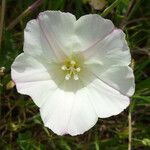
top-left (0, 0), bottom-right (150, 150)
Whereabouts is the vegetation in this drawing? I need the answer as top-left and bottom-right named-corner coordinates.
top-left (0, 0), bottom-right (150, 149)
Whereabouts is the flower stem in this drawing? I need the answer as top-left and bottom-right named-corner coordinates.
top-left (128, 59), bottom-right (135, 150)
top-left (101, 0), bottom-right (121, 17)
top-left (7, 0), bottom-right (43, 30)
top-left (128, 105), bottom-right (132, 150)
top-left (0, 0), bottom-right (6, 48)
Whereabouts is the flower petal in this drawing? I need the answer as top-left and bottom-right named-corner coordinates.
top-left (83, 29), bottom-right (131, 66)
top-left (87, 79), bottom-right (130, 118)
top-left (11, 53), bottom-right (57, 107)
top-left (86, 64), bottom-right (135, 96)
top-left (37, 11), bottom-right (77, 57)
top-left (23, 19), bottom-right (56, 60)
top-left (74, 14), bottom-right (114, 51)
top-left (66, 87), bottom-right (98, 135)
top-left (83, 29), bottom-right (135, 96)
top-left (40, 83), bottom-right (98, 136)
top-left (81, 73), bottom-right (130, 118)
top-left (98, 66), bottom-right (135, 96)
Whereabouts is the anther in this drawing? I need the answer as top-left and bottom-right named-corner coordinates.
top-left (61, 65), bottom-right (67, 70)
top-left (74, 74), bottom-right (79, 80)
top-left (65, 74), bottom-right (71, 80)
top-left (70, 60), bottom-right (76, 65)
top-left (76, 67), bottom-right (81, 72)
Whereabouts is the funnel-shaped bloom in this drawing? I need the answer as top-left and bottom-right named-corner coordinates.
top-left (11, 11), bottom-right (135, 136)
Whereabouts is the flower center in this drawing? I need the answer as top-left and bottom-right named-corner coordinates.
top-left (61, 60), bottom-right (81, 80)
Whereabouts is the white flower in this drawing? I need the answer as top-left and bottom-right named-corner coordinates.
top-left (11, 11), bottom-right (135, 136)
